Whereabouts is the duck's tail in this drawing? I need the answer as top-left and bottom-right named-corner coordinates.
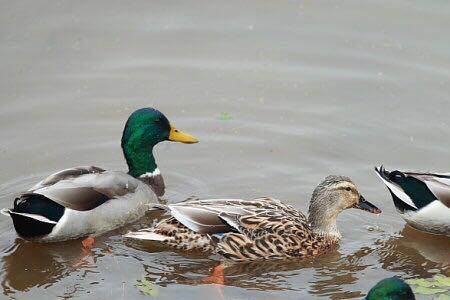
top-left (7, 194), bottom-right (64, 238)
top-left (374, 165), bottom-right (418, 211)
top-left (374, 165), bottom-right (390, 180)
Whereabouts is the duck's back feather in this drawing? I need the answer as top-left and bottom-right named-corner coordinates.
top-left (32, 166), bottom-right (106, 190)
top-left (27, 166), bottom-right (138, 211)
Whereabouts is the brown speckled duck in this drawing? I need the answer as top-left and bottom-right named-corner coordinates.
top-left (125, 175), bottom-right (381, 261)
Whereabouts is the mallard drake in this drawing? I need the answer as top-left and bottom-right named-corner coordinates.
top-left (375, 166), bottom-right (450, 236)
top-left (124, 175), bottom-right (381, 261)
top-left (366, 277), bottom-right (415, 300)
top-left (1, 107), bottom-right (198, 244)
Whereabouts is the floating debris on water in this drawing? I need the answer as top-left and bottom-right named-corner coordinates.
top-left (435, 294), bottom-right (450, 300)
top-left (406, 275), bottom-right (450, 297)
top-left (218, 112), bottom-right (232, 121)
top-left (135, 277), bottom-right (159, 297)
top-left (365, 225), bottom-right (383, 232)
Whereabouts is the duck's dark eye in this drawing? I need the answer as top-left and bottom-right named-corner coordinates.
top-left (345, 187), bottom-right (352, 191)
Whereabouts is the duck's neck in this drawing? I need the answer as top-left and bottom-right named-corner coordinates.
top-left (309, 215), bottom-right (341, 241)
top-left (308, 199), bottom-right (342, 243)
top-left (122, 143), bottom-right (158, 178)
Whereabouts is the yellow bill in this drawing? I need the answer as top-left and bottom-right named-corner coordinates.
top-left (168, 126), bottom-right (198, 144)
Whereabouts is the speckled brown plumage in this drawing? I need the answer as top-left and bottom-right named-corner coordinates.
top-left (126, 197), bottom-right (339, 261)
top-left (213, 211), bottom-right (339, 260)
top-left (138, 217), bottom-right (215, 252)
top-left (125, 175), bottom-right (380, 261)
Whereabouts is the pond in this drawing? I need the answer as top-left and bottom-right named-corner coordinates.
top-left (0, 1), bottom-right (449, 299)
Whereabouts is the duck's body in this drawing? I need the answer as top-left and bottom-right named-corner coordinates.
top-left (2, 108), bottom-right (198, 242)
top-left (4, 167), bottom-right (156, 242)
top-left (375, 166), bottom-right (450, 236)
top-left (127, 197), bottom-right (338, 260)
top-left (125, 175), bottom-right (381, 261)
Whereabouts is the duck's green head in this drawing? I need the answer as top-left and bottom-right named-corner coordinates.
top-left (366, 277), bottom-right (415, 300)
top-left (121, 107), bottom-right (198, 177)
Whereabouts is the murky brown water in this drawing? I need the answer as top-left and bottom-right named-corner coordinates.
top-left (1, 1), bottom-right (449, 299)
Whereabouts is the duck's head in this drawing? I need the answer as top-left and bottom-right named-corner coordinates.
top-left (308, 175), bottom-right (381, 237)
top-left (121, 107), bottom-right (198, 177)
top-left (366, 277), bottom-right (415, 300)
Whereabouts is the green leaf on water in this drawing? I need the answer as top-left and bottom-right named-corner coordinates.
top-left (218, 112), bottom-right (232, 121)
top-left (434, 275), bottom-right (450, 288)
top-left (405, 275), bottom-right (450, 297)
top-left (435, 294), bottom-right (450, 300)
top-left (413, 286), bottom-right (446, 295)
top-left (135, 277), bottom-right (159, 297)
top-left (406, 278), bottom-right (434, 288)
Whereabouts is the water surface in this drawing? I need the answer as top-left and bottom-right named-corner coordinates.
top-left (0, 1), bottom-right (449, 299)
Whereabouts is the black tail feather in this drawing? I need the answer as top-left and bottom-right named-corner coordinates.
top-left (10, 194), bottom-right (64, 238)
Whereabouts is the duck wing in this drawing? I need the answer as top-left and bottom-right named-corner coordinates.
top-left (403, 172), bottom-right (450, 209)
top-left (123, 198), bottom-right (267, 247)
top-left (375, 166), bottom-right (450, 210)
top-left (156, 197), bottom-right (309, 235)
top-left (153, 198), bottom-right (263, 234)
top-left (23, 166), bottom-right (138, 211)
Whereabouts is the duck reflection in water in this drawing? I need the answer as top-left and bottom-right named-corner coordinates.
top-left (1, 224), bottom-right (448, 298)
top-left (0, 209), bottom-right (166, 297)
top-left (1, 238), bottom-right (101, 296)
top-left (373, 226), bottom-right (449, 276)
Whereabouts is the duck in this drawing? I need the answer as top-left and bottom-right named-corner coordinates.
top-left (124, 175), bottom-right (381, 261)
top-left (1, 107), bottom-right (198, 246)
top-left (375, 166), bottom-right (450, 236)
top-left (365, 277), bottom-right (415, 300)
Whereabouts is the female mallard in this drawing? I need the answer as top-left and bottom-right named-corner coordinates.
top-left (375, 166), bottom-right (450, 236)
top-left (366, 277), bottom-right (415, 300)
top-left (1, 107), bottom-right (198, 245)
top-left (125, 175), bottom-right (381, 260)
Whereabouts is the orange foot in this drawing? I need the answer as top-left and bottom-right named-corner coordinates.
top-left (202, 264), bottom-right (225, 285)
top-left (82, 236), bottom-right (95, 251)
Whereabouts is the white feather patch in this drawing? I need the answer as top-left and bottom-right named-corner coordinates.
top-left (9, 211), bottom-right (58, 224)
top-left (403, 200), bottom-right (450, 235)
top-left (139, 168), bottom-right (161, 178)
top-left (374, 170), bottom-right (418, 209)
top-left (123, 230), bottom-right (168, 241)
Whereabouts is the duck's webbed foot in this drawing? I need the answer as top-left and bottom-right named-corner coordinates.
top-left (202, 263), bottom-right (225, 285)
top-left (81, 236), bottom-right (95, 251)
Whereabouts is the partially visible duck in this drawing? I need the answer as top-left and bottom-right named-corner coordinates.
top-left (1, 107), bottom-right (198, 245)
top-left (125, 175), bottom-right (381, 261)
top-left (375, 166), bottom-right (450, 236)
top-left (366, 277), bottom-right (415, 300)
